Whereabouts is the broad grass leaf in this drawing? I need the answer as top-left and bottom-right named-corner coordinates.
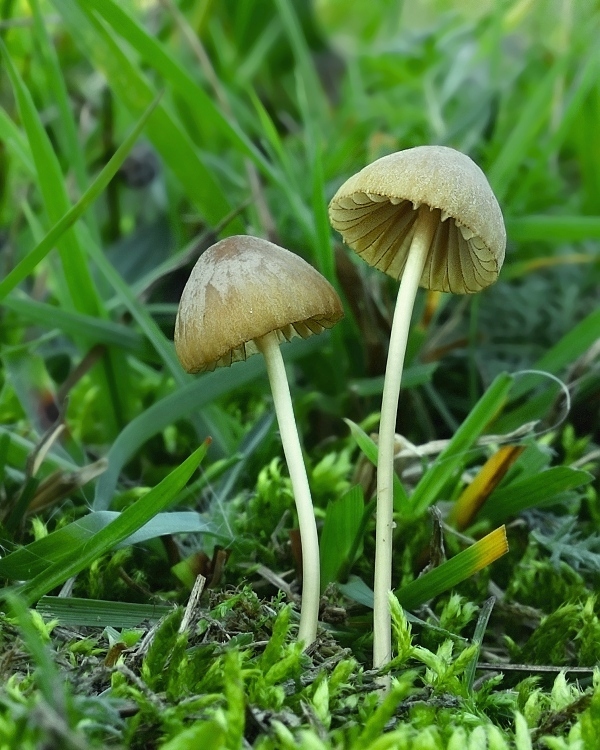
top-left (339, 528), bottom-right (508, 613)
top-left (395, 527), bottom-right (509, 611)
top-left (12, 440), bottom-right (210, 606)
top-left (0, 511), bottom-right (218, 581)
top-left (36, 596), bottom-right (173, 628)
top-left (481, 467), bottom-right (593, 526)
top-left (320, 485), bottom-right (366, 591)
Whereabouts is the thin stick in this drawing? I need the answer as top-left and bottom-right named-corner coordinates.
top-left (373, 206), bottom-right (437, 672)
top-left (256, 332), bottom-right (319, 646)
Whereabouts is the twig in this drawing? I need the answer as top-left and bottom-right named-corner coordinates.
top-left (179, 574), bottom-right (206, 634)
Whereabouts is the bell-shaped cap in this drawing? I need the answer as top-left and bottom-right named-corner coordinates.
top-left (328, 145), bottom-right (506, 294)
top-left (175, 235), bottom-right (344, 373)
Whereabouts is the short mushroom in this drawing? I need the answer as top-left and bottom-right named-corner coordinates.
top-left (175, 235), bottom-right (344, 647)
top-left (328, 145), bottom-right (506, 670)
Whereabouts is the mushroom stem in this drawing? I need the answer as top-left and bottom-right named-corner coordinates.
top-left (256, 331), bottom-right (320, 647)
top-left (373, 205), bottom-right (438, 671)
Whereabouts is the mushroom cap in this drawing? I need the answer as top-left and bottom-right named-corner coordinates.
top-left (175, 235), bottom-right (344, 373)
top-left (328, 145), bottom-right (506, 294)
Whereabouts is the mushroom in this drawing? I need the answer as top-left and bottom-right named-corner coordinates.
top-left (328, 145), bottom-right (506, 670)
top-left (174, 235), bottom-right (344, 646)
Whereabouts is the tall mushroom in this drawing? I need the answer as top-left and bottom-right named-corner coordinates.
top-left (328, 145), bottom-right (506, 670)
top-left (175, 235), bottom-right (344, 646)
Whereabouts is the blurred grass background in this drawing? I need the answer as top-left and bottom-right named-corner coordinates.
top-left (0, 0), bottom-right (599, 602)
top-left (1, 4), bottom-right (600, 747)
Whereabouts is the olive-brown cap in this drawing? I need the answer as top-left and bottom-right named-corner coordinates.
top-left (175, 235), bottom-right (344, 373)
top-left (328, 145), bottom-right (506, 294)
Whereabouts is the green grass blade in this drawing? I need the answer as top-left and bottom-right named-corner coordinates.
top-left (1, 86), bottom-right (159, 438)
top-left (36, 596), bottom-right (173, 628)
top-left (214, 412), bottom-right (275, 503)
top-left (51, 0), bottom-right (242, 229)
top-left (409, 373), bottom-right (514, 518)
top-left (85, 0), bottom-right (274, 180)
top-left (0, 434), bottom-right (10, 488)
top-left (6, 596), bottom-right (63, 707)
top-left (502, 254), bottom-right (597, 283)
top-left (30, 0), bottom-right (90, 205)
top-left (344, 418), bottom-right (409, 511)
top-left (535, 309), bottom-right (600, 373)
top-left (509, 51), bottom-right (600, 208)
top-left (481, 467), bottom-right (593, 526)
top-left (349, 364), bottom-right (438, 397)
top-left (320, 485), bottom-right (365, 592)
top-left (508, 309), bottom-right (600, 402)
top-left (337, 575), bottom-right (375, 608)
top-left (13, 440), bottom-right (210, 606)
top-left (0, 106), bottom-right (34, 175)
top-left (0, 510), bottom-right (217, 581)
top-left (506, 215), bottom-right (600, 242)
top-left (338, 527), bottom-right (508, 613)
top-left (396, 527), bottom-right (509, 611)
top-left (310, 137), bottom-right (334, 283)
top-left (3, 296), bottom-right (143, 352)
top-left (93, 335), bottom-right (326, 510)
top-left (488, 57), bottom-right (566, 204)
top-left (0, 38), bottom-right (99, 315)
top-left (0, 94), bottom-right (161, 301)
top-left (273, 0), bottom-right (327, 124)
top-left (78, 217), bottom-right (232, 453)
top-left (247, 88), bottom-right (313, 237)
top-left (0, 428), bottom-right (80, 474)
top-left (465, 596), bottom-right (496, 694)
top-left (81, 228), bottom-right (185, 381)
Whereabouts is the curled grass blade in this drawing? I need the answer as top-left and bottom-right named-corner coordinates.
top-left (507, 309), bottom-right (600, 402)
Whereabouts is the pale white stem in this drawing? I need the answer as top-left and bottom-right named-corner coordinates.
top-left (256, 331), bottom-right (319, 646)
top-left (373, 206), bottom-right (438, 672)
